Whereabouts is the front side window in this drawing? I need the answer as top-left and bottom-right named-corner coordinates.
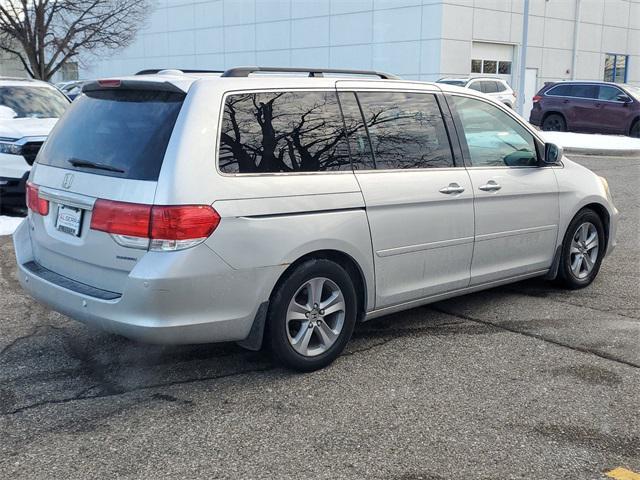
top-left (218, 91), bottom-right (350, 174)
top-left (452, 95), bottom-right (538, 168)
top-left (344, 91), bottom-right (454, 170)
top-left (598, 85), bottom-right (624, 101)
top-left (0, 86), bottom-right (69, 119)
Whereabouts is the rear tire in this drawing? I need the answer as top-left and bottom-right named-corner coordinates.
top-left (542, 113), bottom-right (566, 132)
top-left (267, 258), bottom-right (357, 371)
top-left (556, 209), bottom-right (605, 289)
top-left (630, 120), bottom-right (640, 138)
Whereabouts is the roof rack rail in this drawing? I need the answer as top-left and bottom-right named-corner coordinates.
top-left (220, 66), bottom-right (400, 80)
top-left (135, 69), bottom-right (224, 75)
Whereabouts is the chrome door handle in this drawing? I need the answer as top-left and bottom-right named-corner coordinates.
top-left (439, 183), bottom-right (465, 194)
top-left (478, 180), bottom-right (502, 192)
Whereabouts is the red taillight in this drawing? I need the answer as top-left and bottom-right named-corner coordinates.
top-left (97, 79), bottom-right (121, 88)
top-left (90, 200), bottom-right (220, 244)
top-left (26, 182), bottom-right (49, 216)
top-left (90, 199), bottom-right (152, 237)
top-left (151, 205), bottom-right (220, 240)
top-left (532, 95), bottom-right (542, 103)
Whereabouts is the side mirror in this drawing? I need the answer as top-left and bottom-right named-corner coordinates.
top-left (617, 94), bottom-right (632, 104)
top-left (543, 142), bottom-right (563, 165)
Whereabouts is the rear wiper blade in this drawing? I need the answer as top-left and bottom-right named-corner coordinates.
top-left (67, 158), bottom-right (125, 173)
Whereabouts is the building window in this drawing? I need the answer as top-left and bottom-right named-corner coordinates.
top-left (471, 59), bottom-right (482, 73)
top-left (482, 60), bottom-right (497, 74)
top-left (60, 62), bottom-right (79, 81)
top-left (498, 61), bottom-right (512, 74)
top-left (604, 54), bottom-right (628, 83)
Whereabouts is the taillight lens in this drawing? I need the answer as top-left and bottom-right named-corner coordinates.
top-left (26, 182), bottom-right (49, 216)
top-left (90, 200), bottom-right (220, 251)
top-left (532, 95), bottom-right (542, 103)
top-left (150, 205), bottom-right (220, 240)
top-left (91, 200), bottom-right (151, 237)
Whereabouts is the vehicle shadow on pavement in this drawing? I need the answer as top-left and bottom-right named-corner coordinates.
top-left (0, 290), bottom-right (506, 420)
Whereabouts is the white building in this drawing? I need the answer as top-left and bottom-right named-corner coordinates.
top-left (79, 0), bottom-right (639, 103)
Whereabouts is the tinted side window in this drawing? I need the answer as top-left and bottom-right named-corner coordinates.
top-left (468, 82), bottom-right (483, 92)
top-left (569, 84), bottom-right (598, 99)
top-left (452, 96), bottom-right (538, 168)
top-left (598, 86), bottom-right (623, 101)
top-left (337, 92), bottom-right (375, 169)
top-left (495, 82), bottom-right (507, 92)
top-left (481, 81), bottom-right (498, 93)
top-left (546, 84), bottom-right (572, 96)
top-left (218, 91), bottom-right (350, 173)
top-left (353, 91), bottom-right (454, 170)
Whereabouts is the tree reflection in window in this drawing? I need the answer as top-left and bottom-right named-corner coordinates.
top-left (353, 91), bottom-right (454, 170)
top-left (219, 91), bottom-right (351, 173)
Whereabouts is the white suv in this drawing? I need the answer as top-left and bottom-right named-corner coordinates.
top-left (437, 77), bottom-right (517, 108)
top-left (14, 67), bottom-right (617, 371)
top-left (0, 77), bottom-right (70, 212)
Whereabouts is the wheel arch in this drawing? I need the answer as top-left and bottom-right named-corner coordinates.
top-left (541, 110), bottom-right (567, 127)
top-left (270, 249), bottom-right (369, 319)
top-left (236, 249), bottom-right (370, 352)
top-left (547, 202), bottom-right (611, 281)
top-left (629, 116), bottom-right (640, 136)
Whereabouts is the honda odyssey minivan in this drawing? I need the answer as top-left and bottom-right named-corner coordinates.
top-left (14, 67), bottom-right (618, 371)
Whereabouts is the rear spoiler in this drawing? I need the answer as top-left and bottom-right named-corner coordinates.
top-left (82, 79), bottom-right (185, 95)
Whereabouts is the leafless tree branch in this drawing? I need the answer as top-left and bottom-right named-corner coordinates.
top-left (0, 0), bottom-right (151, 80)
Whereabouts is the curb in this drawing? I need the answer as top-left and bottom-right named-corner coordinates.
top-left (563, 147), bottom-right (640, 158)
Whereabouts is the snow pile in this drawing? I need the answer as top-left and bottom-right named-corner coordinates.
top-left (0, 216), bottom-right (24, 236)
top-left (541, 131), bottom-right (640, 152)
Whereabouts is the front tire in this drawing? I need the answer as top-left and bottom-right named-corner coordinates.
top-left (557, 209), bottom-right (605, 289)
top-left (542, 113), bottom-right (567, 132)
top-left (267, 259), bottom-right (357, 371)
top-left (630, 120), bottom-right (640, 138)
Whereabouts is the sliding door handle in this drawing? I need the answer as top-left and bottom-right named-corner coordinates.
top-left (478, 180), bottom-right (502, 192)
top-left (439, 183), bottom-right (465, 194)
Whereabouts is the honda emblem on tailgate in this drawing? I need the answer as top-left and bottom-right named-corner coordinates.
top-left (62, 173), bottom-right (74, 189)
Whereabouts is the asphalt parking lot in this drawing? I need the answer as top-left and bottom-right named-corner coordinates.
top-left (0, 154), bottom-right (638, 480)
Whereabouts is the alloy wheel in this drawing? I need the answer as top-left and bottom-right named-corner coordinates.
top-left (569, 222), bottom-right (599, 279)
top-left (286, 277), bottom-right (346, 357)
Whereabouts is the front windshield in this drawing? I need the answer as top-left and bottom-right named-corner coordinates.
top-left (624, 85), bottom-right (640, 99)
top-left (0, 86), bottom-right (69, 119)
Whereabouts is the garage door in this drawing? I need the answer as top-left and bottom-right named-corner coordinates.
top-left (471, 42), bottom-right (515, 86)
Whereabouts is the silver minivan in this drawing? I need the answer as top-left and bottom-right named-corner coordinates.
top-left (14, 67), bottom-right (618, 371)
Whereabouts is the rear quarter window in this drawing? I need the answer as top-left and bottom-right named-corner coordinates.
top-left (218, 91), bottom-right (350, 174)
top-left (37, 89), bottom-right (184, 181)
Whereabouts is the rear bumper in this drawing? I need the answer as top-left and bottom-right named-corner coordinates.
top-left (529, 106), bottom-right (543, 125)
top-left (13, 219), bottom-right (285, 344)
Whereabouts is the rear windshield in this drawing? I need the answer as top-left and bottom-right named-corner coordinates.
top-left (0, 86), bottom-right (69, 119)
top-left (437, 79), bottom-right (466, 86)
top-left (37, 89), bottom-right (184, 181)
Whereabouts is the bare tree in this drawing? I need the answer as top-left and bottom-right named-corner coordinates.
top-left (0, 0), bottom-right (150, 81)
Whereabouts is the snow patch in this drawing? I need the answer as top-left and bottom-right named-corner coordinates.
top-left (0, 216), bottom-right (24, 236)
top-left (541, 131), bottom-right (640, 151)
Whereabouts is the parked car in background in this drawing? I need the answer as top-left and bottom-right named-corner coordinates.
top-left (0, 77), bottom-right (70, 213)
top-left (15, 67), bottom-right (617, 371)
top-left (530, 81), bottom-right (640, 137)
top-left (437, 77), bottom-right (517, 108)
top-left (56, 80), bottom-right (88, 101)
